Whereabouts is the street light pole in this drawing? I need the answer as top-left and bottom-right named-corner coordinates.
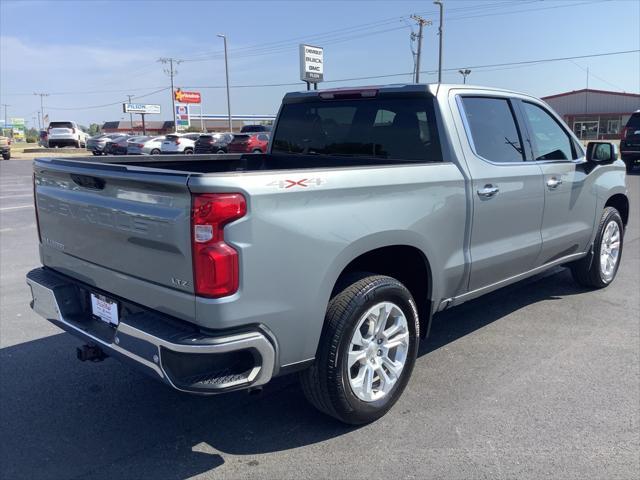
top-left (217, 34), bottom-right (233, 133)
top-left (433, 0), bottom-right (444, 84)
top-left (458, 69), bottom-right (471, 84)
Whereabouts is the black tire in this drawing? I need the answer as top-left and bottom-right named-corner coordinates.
top-left (184, 148), bottom-right (194, 155)
top-left (2, 152), bottom-right (10, 160)
top-left (216, 149), bottom-right (226, 154)
top-left (252, 149), bottom-right (262, 154)
top-left (150, 149), bottom-right (160, 155)
top-left (91, 151), bottom-right (100, 156)
top-left (300, 273), bottom-right (419, 424)
top-left (570, 207), bottom-right (624, 288)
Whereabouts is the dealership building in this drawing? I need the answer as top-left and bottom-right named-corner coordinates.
top-left (542, 88), bottom-right (640, 140)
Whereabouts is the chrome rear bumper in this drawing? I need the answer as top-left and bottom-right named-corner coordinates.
top-left (26, 268), bottom-right (275, 394)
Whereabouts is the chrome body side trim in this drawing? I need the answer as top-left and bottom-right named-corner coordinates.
top-left (446, 252), bottom-right (587, 308)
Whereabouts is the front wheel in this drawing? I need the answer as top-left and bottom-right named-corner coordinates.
top-left (184, 148), bottom-right (194, 155)
top-left (570, 207), bottom-right (624, 288)
top-left (150, 149), bottom-right (160, 155)
top-left (300, 273), bottom-right (419, 424)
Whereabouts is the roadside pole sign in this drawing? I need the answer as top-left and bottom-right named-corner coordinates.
top-left (174, 89), bottom-right (201, 104)
top-left (299, 44), bottom-right (324, 83)
top-left (175, 104), bottom-right (190, 131)
top-left (11, 117), bottom-right (25, 141)
top-left (123, 103), bottom-right (161, 114)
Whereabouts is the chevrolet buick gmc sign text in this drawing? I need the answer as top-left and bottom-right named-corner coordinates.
top-left (299, 44), bottom-right (324, 83)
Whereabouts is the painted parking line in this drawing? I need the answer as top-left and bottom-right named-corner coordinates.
top-left (0, 205), bottom-right (33, 211)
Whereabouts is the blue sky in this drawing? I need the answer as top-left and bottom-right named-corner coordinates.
top-left (1, 0), bottom-right (638, 127)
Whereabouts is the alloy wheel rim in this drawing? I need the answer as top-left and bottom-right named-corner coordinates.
top-left (600, 220), bottom-right (620, 282)
top-left (347, 302), bottom-right (409, 402)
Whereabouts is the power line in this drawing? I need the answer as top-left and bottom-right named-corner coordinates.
top-left (46, 87), bottom-right (169, 111)
top-left (182, 49), bottom-right (639, 90)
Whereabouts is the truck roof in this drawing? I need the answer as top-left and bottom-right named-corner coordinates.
top-left (282, 83), bottom-right (533, 103)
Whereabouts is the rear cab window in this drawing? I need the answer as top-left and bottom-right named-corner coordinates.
top-left (459, 97), bottom-right (524, 163)
top-left (271, 96), bottom-right (442, 163)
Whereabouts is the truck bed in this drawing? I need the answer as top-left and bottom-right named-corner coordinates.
top-left (43, 153), bottom-right (429, 175)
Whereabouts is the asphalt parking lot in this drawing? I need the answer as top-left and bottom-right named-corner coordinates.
top-left (1, 159), bottom-right (638, 480)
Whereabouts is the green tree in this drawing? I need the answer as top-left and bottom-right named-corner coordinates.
top-left (87, 123), bottom-right (102, 136)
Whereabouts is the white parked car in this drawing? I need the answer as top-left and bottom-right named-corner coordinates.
top-left (127, 136), bottom-right (165, 155)
top-left (47, 121), bottom-right (89, 148)
top-left (160, 133), bottom-right (201, 154)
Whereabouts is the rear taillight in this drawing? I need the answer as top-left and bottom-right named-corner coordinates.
top-left (621, 127), bottom-right (629, 140)
top-left (175, 139), bottom-right (181, 145)
top-left (191, 193), bottom-right (246, 298)
top-left (33, 173), bottom-right (41, 243)
top-left (135, 143), bottom-right (144, 148)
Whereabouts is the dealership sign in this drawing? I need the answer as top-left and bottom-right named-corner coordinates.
top-left (123, 103), bottom-right (161, 114)
top-left (299, 44), bottom-right (324, 83)
top-left (175, 104), bottom-right (190, 131)
top-left (174, 89), bottom-right (201, 104)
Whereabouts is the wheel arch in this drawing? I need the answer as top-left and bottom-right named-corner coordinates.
top-left (605, 193), bottom-right (629, 227)
top-left (329, 243), bottom-right (434, 339)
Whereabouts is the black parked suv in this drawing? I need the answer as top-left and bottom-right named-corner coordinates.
top-left (240, 124), bottom-right (271, 133)
top-left (621, 111), bottom-right (640, 172)
top-left (194, 133), bottom-right (234, 154)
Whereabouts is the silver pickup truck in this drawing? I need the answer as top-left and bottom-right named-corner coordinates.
top-left (27, 84), bottom-right (629, 424)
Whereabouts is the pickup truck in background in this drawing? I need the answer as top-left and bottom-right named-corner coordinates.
top-left (0, 135), bottom-right (10, 160)
top-left (27, 84), bottom-right (629, 424)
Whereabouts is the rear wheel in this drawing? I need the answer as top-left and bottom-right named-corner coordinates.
top-left (150, 149), bottom-right (160, 155)
top-left (2, 152), bottom-right (10, 160)
top-left (216, 149), bottom-right (226, 154)
top-left (570, 207), bottom-right (623, 288)
top-left (300, 273), bottom-right (419, 424)
top-left (184, 148), bottom-right (194, 155)
top-left (252, 149), bottom-right (262, 153)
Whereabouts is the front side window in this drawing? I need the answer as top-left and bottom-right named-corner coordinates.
top-left (272, 97), bottom-right (442, 162)
top-left (522, 102), bottom-right (574, 161)
top-left (460, 97), bottom-right (524, 163)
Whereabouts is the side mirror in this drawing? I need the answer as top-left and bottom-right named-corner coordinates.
top-left (586, 141), bottom-right (618, 163)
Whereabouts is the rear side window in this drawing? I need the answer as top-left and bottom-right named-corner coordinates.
top-left (257, 134), bottom-right (269, 141)
top-left (460, 97), bottom-right (524, 163)
top-left (272, 97), bottom-right (442, 162)
top-left (521, 102), bottom-right (574, 160)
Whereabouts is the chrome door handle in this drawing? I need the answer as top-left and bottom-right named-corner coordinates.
top-left (546, 177), bottom-right (563, 189)
top-left (477, 185), bottom-right (499, 198)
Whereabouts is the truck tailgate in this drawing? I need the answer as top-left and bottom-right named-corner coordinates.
top-left (34, 159), bottom-right (194, 294)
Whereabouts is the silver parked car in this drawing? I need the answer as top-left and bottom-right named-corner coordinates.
top-left (126, 136), bottom-right (165, 155)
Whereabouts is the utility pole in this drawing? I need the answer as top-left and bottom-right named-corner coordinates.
top-left (158, 58), bottom-right (181, 133)
top-left (433, 0), bottom-right (444, 83)
top-left (458, 69), bottom-right (471, 84)
top-left (217, 34), bottom-right (233, 133)
top-left (410, 15), bottom-right (432, 83)
top-left (126, 94), bottom-right (134, 133)
top-left (34, 92), bottom-right (49, 128)
top-left (1, 104), bottom-right (9, 130)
